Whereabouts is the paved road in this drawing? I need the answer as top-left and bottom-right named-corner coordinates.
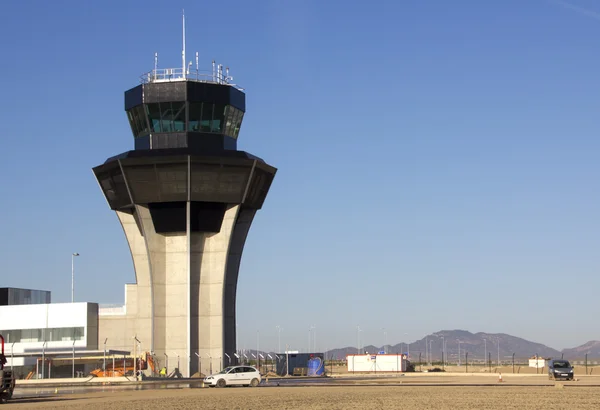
top-left (12, 373), bottom-right (600, 401)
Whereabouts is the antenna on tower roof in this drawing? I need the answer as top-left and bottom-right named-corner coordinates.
top-left (182, 9), bottom-right (186, 77)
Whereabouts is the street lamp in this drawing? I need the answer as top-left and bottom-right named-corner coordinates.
top-left (72, 340), bottom-right (76, 378)
top-left (134, 336), bottom-right (142, 379)
top-left (382, 328), bottom-right (387, 353)
top-left (195, 352), bottom-right (200, 375)
top-left (441, 336), bottom-right (445, 369)
top-left (205, 352), bottom-right (212, 374)
top-left (356, 326), bottom-right (362, 354)
top-left (103, 338), bottom-right (108, 372)
top-left (497, 341), bottom-right (500, 367)
top-left (71, 252), bottom-right (79, 303)
top-left (457, 340), bottom-right (462, 366)
top-left (429, 340), bottom-right (432, 364)
top-left (276, 325), bottom-right (283, 354)
top-left (484, 339), bottom-right (487, 368)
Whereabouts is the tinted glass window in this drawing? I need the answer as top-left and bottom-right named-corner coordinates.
top-left (212, 104), bottom-right (225, 133)
top-left (134, 105), bottom-right (150, 137)
top-left (0, 327), bottom-right (84, 343)
top-left (223, 106), bottom-right (234, 136)
top-left (170, 102), bottom-right (186, 132)
top-left (189, 102), bottom-right (202, 132)
top-left (145, 102), bottom-right (186, 133)
top-left (233, 111), bottom-right (244, 138)
top-left (146, 103), bottom-right (162, 132)
top-left (127, 110), bottom-right (137, 136)
top-left (200, 103), bottom-right (213, 132)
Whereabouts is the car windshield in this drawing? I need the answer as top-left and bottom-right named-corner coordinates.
top-left (217, 366), bottom-right (235, 374)
top-left (553, 361), bottom-right (570, 369)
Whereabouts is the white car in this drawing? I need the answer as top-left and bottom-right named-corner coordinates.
top-left (204, 365), bottom-right (261, 387)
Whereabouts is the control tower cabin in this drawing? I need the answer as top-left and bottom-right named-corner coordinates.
top-left (93, 61), bottom-right (276, 377)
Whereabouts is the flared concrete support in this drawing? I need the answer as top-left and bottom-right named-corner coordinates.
top-left (100, 203), bottom-right (254, 377)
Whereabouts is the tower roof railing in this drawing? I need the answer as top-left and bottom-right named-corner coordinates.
top-left (140, 67), bottom-right (244, 90)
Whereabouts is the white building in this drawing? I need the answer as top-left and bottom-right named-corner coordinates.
top-left (347, 354), bottom-right (407, 372)
top-left (529, 357), bottom-right (546, 369)
top-left (0, 302), bottom-right (98, 367)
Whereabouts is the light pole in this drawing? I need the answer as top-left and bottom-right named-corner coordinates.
top-left (429, 340), bottom-right (432, 364)
top-left (134, 336), bottom-right (141, 379)
top-left (404, 333), bottom-right (409, 359)
top-left (356, 326), bottom-right (362, 354)
top-left (441, 336), bottom-right (444, 367)
top-left (205, 352), bottom-right (212, 374)
top-left (71, 252), bottom-right (79, 303)
top-left (382, 328), bottom-right (387, 353)
top-left (72, 340), bottom-right (76, 378)
top-left (484, 339), bottom-right (487, 368)
top-left (10, 342), bottom-right (15, 371)
top-left (276, 325), bottom-right (282, 353)
top-left (103, 338), bottom-right (108, 372)
top-left (497, 342), bottom-right (500, 367)
top-left (41, 341), bottom-right (47, 379)
top-left (457, 340), bottom-right (461, 366)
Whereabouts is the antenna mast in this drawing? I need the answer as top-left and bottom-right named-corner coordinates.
top-left (182, 9), bottom-right (186, 77)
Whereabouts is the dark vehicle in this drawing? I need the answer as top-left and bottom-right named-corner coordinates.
top-left (548, 359), bottom-right (574, 381)
top-left (0, 334), bottom-right (15, 403)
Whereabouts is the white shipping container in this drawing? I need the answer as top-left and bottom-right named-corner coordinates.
top-left (347, 354), bottom-right (407, 372)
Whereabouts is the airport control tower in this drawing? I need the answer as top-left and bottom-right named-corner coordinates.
top-left (92, 51), bottom-right (276, 376)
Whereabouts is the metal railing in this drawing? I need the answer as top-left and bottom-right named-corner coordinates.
top-left (140, 68), bottom-right (244, 90)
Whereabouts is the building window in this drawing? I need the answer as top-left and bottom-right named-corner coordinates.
top-left (212, 104), bottom-right (225, 133)
top-left (233, 110), bottom-right (244, 139)
top-left (126, 105), bottom-right (150, 137)
top-left (188, 102), bottom-right (202, 132)
top-left (200, 103), bottom-right (213, 132)
top-left (0, 327), bottom-right (85, 343)
top-left (146, 103), bottom-right (162, 133)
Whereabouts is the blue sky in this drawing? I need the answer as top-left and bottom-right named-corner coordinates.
top-left (1, 0), bottom-right (599, 352)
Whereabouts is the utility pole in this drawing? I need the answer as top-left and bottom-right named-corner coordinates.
top-left (484, 339), bottom-right (486, 369)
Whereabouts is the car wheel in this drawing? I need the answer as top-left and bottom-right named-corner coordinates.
top-left (250, 378), bottom-right (259, 387)
top-left (216, 379), bottom-right (226, 388)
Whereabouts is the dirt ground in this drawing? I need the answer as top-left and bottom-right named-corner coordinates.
top-left (8, 385), bottom-right (600, 409)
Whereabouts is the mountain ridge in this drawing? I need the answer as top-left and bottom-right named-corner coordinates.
top-left (324, 330), bottom-right (599, 361)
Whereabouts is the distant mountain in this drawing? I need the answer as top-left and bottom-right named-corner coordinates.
top-left (325, 330), bottom-right (562, 361)
top-left (561, 341), bottom-right (600, 359)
